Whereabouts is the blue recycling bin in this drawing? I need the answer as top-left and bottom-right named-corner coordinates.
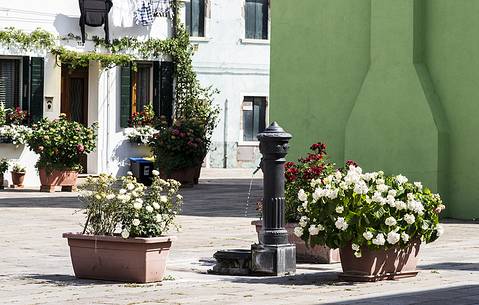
top-left (129, 157), bottom-right (154, 186)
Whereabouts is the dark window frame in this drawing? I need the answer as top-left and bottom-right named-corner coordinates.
top-left (242, 96), bottom-right (267, 142)
top-left (245, 0), bottom-right (269, 40)
top-left (185, 0), bottom-right (205, 37)
top-left (0, 58), bottom-right (22, 109)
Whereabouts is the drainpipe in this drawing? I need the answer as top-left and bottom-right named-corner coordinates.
top-left (105, 69), bottom-right (110, 173)
top-left (223, 99), bottom-right (228, 168)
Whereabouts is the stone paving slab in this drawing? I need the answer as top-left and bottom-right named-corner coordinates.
top-left (0, 180), bottom-right (479, 305)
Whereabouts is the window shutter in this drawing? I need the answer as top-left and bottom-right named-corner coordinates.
top-left (160, 61), bottom-right (174, 124)
top-left (22, 56), bottom-right (30, 112)
top-left (245, 0), bottom-right (255, 39)
top-left (152, 61), bottom-right (160, 116)
top-left (120, 64), bottom-right (132, 128)
top-left (29, 57), bottom-right (44, 122)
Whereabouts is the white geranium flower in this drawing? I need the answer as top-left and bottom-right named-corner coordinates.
top-left (155, 214), bottom-right (163, 223)
top-left (395, 175), bottom-right (408, 185)
top-left (121, 229), bottom-right (130, 239)
top-left (335, 171), bottom-right (342, 181)
top-left (395, 201), bottom-right (407, 210)
top-left (160, 195), bottom-right (168, 203)
top-left (365, 195), bottom-right (372, 204)
top-left (354, 180), bottom-right (369, 195)
top-left (422, 222), bottom-right (429, 230)
top-left (294, 226), bottom-right (304, 237)
top-left (119, 188), bottom-right (127, 194)
top-left (354, 251), bottom-right (362, 258)
top-left (372, 192), bottom-right (383, 203)
top-left (132, 219), bottom-right (140, 226)
top-left (152, 201), bottom-right (160, 209)
top-left (377, 184), bottom-right (389, 193)
top-left (351, 243), bottom-right (360, 251)
top-left (312, 188), bottom-right (324, 202)
top-left (152, 170), bottom-right (160, 176)
top-left (176, 194), bottom-right (183, 200)
top-left (127, 183), bottom-right (135, 191)
top-left (339, 181), bottom-right (348, 190)
top-left (146, 205), bottom-right (154, 213)
top-left (299, 216), bottom-right (308, 228)
top-left (436, 224), bottom-right (444, 237)
top-left (335, 217), bottom-right (349, 231)
top-left (414, 182), bottom-right (423, 192)
top-left (335, 206), bottom-right (344, 214)
top-left (387, 231), bottom-right (400, 244)
top-left (106, 194), bottom-right (115, 200)
top-left (298, 189), bottom-right (308, 202)
top-left (308, 225), bottom-right (320, 236)
top-left (363, 231), bottom-right (374, 240)
top-left (302, 201), bottom-right (308, 210)
top-left (376, 178), bottom-right (385, 185)
top-left (323, 175), bottom-right (333, 185)
top-left (388, 189), bottom-right (397, 198)
top-left (133, 199), bottom-right (143, 210)
top-left (95, 194), bottom-right (102, 200)
top-left (407, 200), bottom-right (425, 215)
top-left (327, 189), bottom-right (339, 200)
top-left (404, 214), bottom-right (416, 225)
top-left (401, 232), bottom-right (410, 242)
top-left (372, 233), bottom-right (386, 245)
top-left (127, 171), bottom-right (133, 176)
top-left (386, 195), bottom-right (396, 207)
top-left (385, 216), bottom-right (397, 226)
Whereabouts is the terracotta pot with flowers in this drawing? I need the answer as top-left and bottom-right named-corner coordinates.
top-left (0, 158), bottom-right (8, 190)
top-left (125, 104), bottom-right (158, 145)
top-left (26, 114), bottom-right (97, 192)
top-left (252, 142), bottom-right (341, 264)
top-left (294, 161), bottom-right (445, 281)
top-left (10, 163), bottom-right (26, 188)
top-left (63, 171), bottom-right (183, 283)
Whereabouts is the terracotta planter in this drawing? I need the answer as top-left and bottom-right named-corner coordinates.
top-left (11, 171), bottom-right (25, 187)
top-left (160, 166), bottom-right (197, 187)
top-left (63, 233), bottom-right (176, 283)
top-left (194, 164), bottom-right (202, 184)
top-left (0, 173), bottom-right (4, 190)
top-left (252, 220), bottom-right (340, 264)
top-left (339, 239), bottom-right (421, 282)
top-left (39, 168), bottom-right (78, 192)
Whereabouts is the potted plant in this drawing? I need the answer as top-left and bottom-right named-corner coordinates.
top-left (10, 163), bottom-right (26, 188)
top-left (252, 142), bottom-right (340, 264)
top-left (0, 158), bottom-right (8, 190)
top-left (294, 163), bottom-right (445, 281)
top-left (63, 171), bottom-right (183, 283)
top-left (150, 116), bottom-right (211, 186)
top-left (26, 114), bottom-right (97, 192)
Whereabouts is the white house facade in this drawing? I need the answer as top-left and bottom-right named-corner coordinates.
top-left (0, 0), bottom-right (269, 187)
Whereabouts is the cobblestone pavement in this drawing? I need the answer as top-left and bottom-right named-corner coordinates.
top-left (1, 179), bottom-right (479, 305)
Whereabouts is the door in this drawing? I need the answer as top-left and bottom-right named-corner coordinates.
top-left (61, 66), bottom-right (89, 173)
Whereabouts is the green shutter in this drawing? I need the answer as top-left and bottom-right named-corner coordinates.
top-left (29, 57), bottom-right (44, 122)
top-left (152, 61), bottom-right (160, 116)
top-left (160, 61), bottom-right (174, 124)
top-left (21, 56), bottom-right (30, 112)
top-left (120, 64), bottom-right (132, 128)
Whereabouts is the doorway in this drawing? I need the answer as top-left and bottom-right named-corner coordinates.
top-left (61, 66), bottom-right (89, 173)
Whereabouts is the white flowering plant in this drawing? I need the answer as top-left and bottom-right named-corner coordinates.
top-left (126, 126), bottom-right (158, 145)
top-left (79, 171), bottom-right (182, 238)
top-left (0, 124), bottom-right (32, 144)
top-left (294, 164), bottom-right (445, 258)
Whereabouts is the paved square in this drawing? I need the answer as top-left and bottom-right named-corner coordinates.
top-left (1, 179), bottom-right (478, 305)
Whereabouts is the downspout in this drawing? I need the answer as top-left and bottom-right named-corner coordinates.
top-left (223, 99), bottom-right (228, 168)
top-left (105, 69), bottom-right (110, 173)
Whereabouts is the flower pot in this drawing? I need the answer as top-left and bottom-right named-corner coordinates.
top-left (39, 168), bottom-right (78, 192)
top-left (338, 239), bottom-right (421, 282)
top-left (160, 166), bottom-right (196, 187)
top-left (11, 171), bottom-right (25, 188)
top-left (63, 233), bottom-right (176, 283)
top-left (251, 220), bottom-right (340, 264)
top-left (194, 164), bottom-right (202, 184)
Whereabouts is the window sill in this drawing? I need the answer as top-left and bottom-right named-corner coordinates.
top-left (189, 37), bottom-right (210, 43)
top-left (238, 141), bottom-right (260, 147)
top-left (240, 38), bottom-right (270, 45)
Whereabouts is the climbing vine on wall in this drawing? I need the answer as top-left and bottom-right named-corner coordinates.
top-left (0, 27), bottom-right (55, 51)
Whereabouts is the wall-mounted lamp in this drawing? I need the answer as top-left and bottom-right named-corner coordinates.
top-left (44, 96), bottom-right (54, 112)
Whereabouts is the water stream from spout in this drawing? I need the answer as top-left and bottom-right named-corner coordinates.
top-left (244, 165), bottom-right (262, 217)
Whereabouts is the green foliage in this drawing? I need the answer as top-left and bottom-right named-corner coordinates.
top-left (0, 27), bottom-right (55, 51)
top-left (0, 158), bottom-right (9, 174)
top-left (129, 104), bottom-right (155, 127)
top-left (50, 47), bottom-right (135, 70)
top-left (26, 114), bottom-right (98, 171)
top-left (79, 173), bottom-right (183, 238)
top-left (11, 163), bottom-right (26, 173)
top-left (149, 116), bottom-right (210, 173)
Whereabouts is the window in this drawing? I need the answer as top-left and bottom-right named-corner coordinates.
top-left (242, 96), bottom-right (266, 141)
top-left (0, 59), bottom-right (21, 109)
top-left (245, 0), bottom-right (268, 40)
top-left (185, 0), bottom-right (205, 37)
top-left (131, 63), bottom-right (152, 114)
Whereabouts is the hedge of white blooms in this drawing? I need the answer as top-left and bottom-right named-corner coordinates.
top-left (79, 171), bottom-right (182, 238)
top-left (0, 124), bottom-right (32, 145)
top-left (126, 126), bottom-right (158, 145)
top-left (294, 165), bottom-right (445, 258)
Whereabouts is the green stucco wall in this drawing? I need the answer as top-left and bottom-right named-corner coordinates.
top-left (270, 0), bottom-right (479, 219)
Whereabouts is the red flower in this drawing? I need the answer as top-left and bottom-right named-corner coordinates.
top-left (346, 160), bottom-right (358, 167)
top-left (76, 144), bottom-right (85, 154)
top-left (310, 142), bottom-right (327, 154)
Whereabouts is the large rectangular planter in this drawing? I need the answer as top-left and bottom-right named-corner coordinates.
top-left (252, 220), bottom-right (340, 264)
top-left (339, 239), bottom-right (421, 282)
top-left (39, 169), bottom-right (78, 192)
top-left (63, 233), bottom-right (176, 283)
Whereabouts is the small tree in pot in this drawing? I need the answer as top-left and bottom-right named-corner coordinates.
top-left (0, 158), bottom-right (8, 190)
top-left (26, 114), bottom-right (97, 192)
top-left (63, 171), bottom-right (183, 283)
top-left (294, 163), bottom-right (445, 281)
top-left (10, 163), bottom-right (26, 188)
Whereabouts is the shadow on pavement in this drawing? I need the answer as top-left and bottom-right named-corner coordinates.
top-left (0, 196), bottom-right (82, 208)
top-left (320, 285), bottom-right (479, 305)
top-left (223, 271), bottom-right (341, 286)
top-left (419, 262), bottom-right (479, 271)
top-left (20, 274), bottom-right (118, 286)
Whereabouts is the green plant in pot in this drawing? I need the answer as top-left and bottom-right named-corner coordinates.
top-left (63, 172), bottom-right (183, 283)
top-left (26, 114), bottom-right (97, 192)
top-left (294, 162), bottom-right (445, 281)
top-left (10, 163), bottom-right (26, 188)
top-left (0, 158), bottom-right (8, 190)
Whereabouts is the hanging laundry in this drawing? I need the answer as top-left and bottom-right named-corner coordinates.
top-left (79, 0), bottom-right (113, 43)
top-left (135, 0), bottom-right (154, 26)
top-left (111, 0), bottom-right (137, 28)
top-left (154, 0), bottom-right (171, 18)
